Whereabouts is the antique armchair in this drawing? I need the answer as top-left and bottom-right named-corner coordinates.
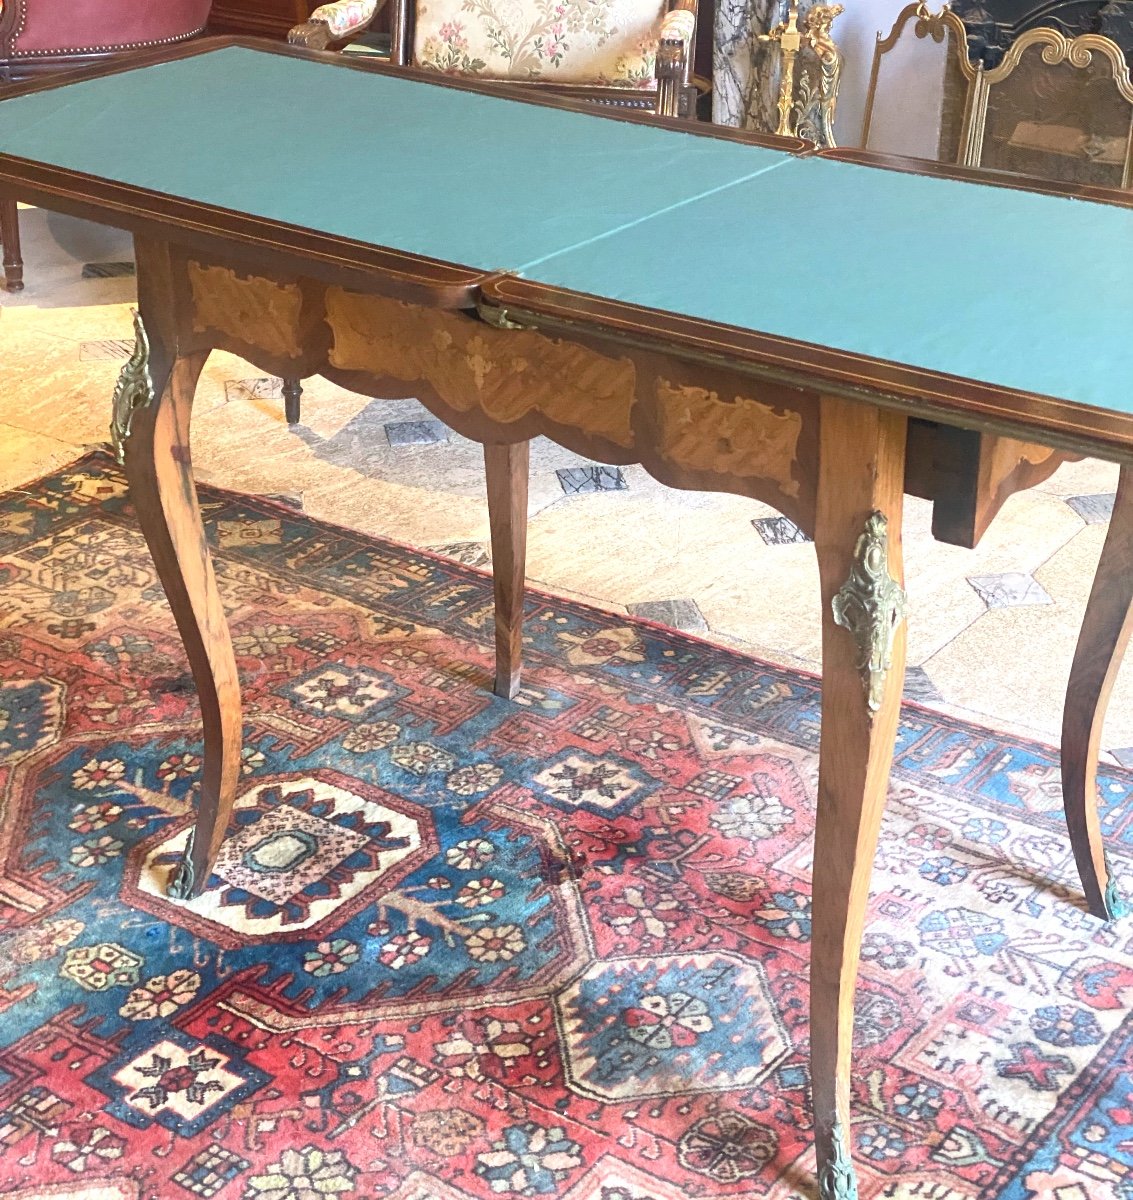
top-left (0, 0), bottom-right (212, 290)
top-left (281, 0), bottom-right (699, 423)
top-left (289, 0), bottom-right (700, 120)
top-left (861, 2), bottom-right (979, 161)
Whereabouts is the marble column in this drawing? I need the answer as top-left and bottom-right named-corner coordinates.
top-left (714, 0), bottom-right (830, 130)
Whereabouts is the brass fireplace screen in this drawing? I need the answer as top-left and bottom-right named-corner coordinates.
top-left (862, 2), bottom-right (1133, 189)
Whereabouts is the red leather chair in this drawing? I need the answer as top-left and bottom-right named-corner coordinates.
top-left (0, 0), bottom-right (212, 289)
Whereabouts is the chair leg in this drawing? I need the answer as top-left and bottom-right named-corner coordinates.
top-left (1061, 464), bottom-right (1133, 921)
top-left (0, 198), bottom-right (25, 292)
top-left (484, 440), bottom-right (529, 699)
top-left (283, 377), bottom-right (303, 424)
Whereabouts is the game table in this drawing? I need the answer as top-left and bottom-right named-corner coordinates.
top-left (1, 38), bottom-right (1131, 1199)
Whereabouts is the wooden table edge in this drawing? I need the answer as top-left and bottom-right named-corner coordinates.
top-left (0, 34), bottom-right (812, 153)
top-left (818, 145), bottom-right (1133, 209)
top-left (480, 275), bottom-right (1133, 466)
top-left (0, 155), bottom-right (488, 306)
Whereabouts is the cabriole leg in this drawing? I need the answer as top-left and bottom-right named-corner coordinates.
top-left (811, 397), bottom-right (908, 1200)
top-left (119, 237), bottom-right (242, 899)
top-left (1062, 464), bottom-right (1133, 921)
top-left (484, 441), bottom-right (529, 699)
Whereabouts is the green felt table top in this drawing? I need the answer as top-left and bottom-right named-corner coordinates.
top-left (526, 154), bottom-right (1133, 418)
top-left (1, 42), bottom-right (1132, 421)
top-left (0, 45), bottom-right (793, 272)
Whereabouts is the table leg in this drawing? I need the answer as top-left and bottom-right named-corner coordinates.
top-left (1061, 464), bottom-right (1132, 921)
top-left (0, 198), bottom-right (24, 292)
top-left (484, 441), bottom-right (529, 699)
top-left (810, 397), bottom-right (908, 1200)
top-left (119, 239), bottom-right (242, 900)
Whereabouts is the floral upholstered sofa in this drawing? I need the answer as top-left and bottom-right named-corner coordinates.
top-left (289, 0), bottom-right (699, 115)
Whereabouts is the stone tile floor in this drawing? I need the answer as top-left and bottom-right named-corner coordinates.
top-left (2, 207), bottom-right (1130, 757)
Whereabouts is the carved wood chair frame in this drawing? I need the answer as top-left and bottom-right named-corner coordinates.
top-left (861, 1), bottom-right (981, 159)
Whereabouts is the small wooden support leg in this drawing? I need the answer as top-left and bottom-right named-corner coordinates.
top-left (810, 397), bottom-right (908, 1200)
top-left (484, 441), bottom-right (529, 699)
top-left (283, 377), bottom-right (303, 424)
top-left (1, 198), bottom-right (24, 292)
top-left (120, 238), bottom-right (242, 899)
top-left (1061, 464), bottom-right (1133, 921)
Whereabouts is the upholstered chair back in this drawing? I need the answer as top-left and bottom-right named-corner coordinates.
top-left (406, 0), bottom-right (675, 89)
top-left (0, 0), bottom-right (211, 66)
top-left (862, 2), bottom-right (976, 163)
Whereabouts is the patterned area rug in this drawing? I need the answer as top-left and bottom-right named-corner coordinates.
top-left (0, 453), bottom-right (1130, 1200)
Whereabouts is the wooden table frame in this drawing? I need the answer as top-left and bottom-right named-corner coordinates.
top-left (2, 38), bottom-right (1131, 1200)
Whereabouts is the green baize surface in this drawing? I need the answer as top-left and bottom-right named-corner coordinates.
top-left (1, 43), bottom-right (1131, 415)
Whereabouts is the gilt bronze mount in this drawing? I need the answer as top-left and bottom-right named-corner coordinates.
top-left (831, 510), bottom-right (907, 712)
top-left (1104, 850), bottom-right (1129, 920)
top-left (167, 828), bottom-right (196, 901)
top-left (758, 0), bottom-right (845, 147)
top-left (818, 1116), bottom-right (858, 1200)
top-left (109, 309), bottom-right (156, 465)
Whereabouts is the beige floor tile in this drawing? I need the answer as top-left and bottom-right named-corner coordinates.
top-left (0, 361), bottom-right (124, 449)
top-left (526, 490), bottom-right (685, 598)
top-left (1034, 455), bottom-right (1121, 498)
top-left (925, 523), bottom-right (1133, 748)
top-left (1035, 522), bottom-right (1108, 608)
top-left (924, 601), bottom-right (1131, 747)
